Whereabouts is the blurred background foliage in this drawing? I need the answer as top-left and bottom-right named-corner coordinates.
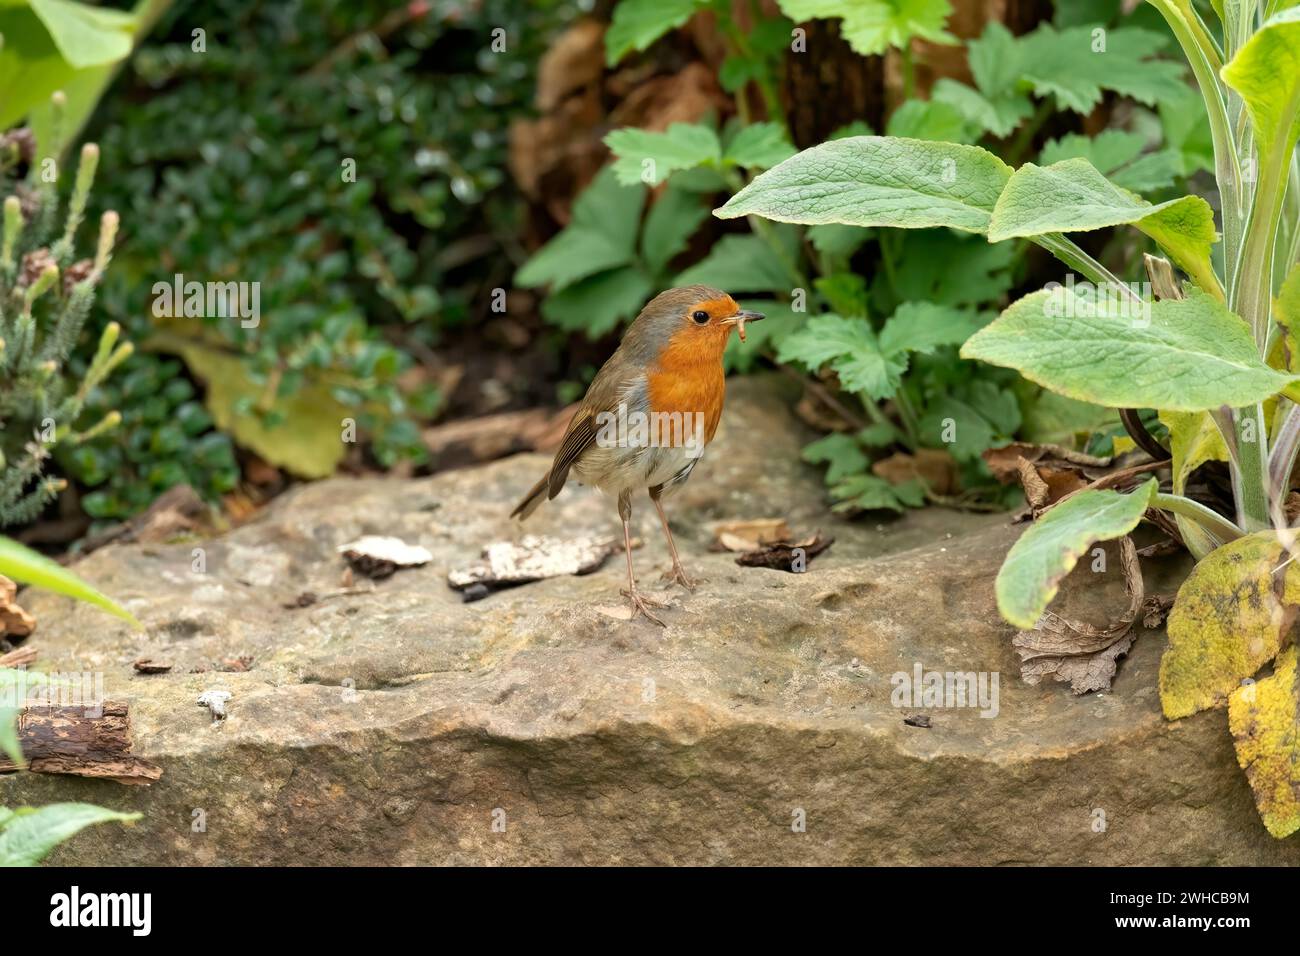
top-left (0, 0), bottom-right (1217, 540)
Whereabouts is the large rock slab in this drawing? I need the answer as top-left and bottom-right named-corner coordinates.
top-left (4, 379), bottom-right (1296, 864)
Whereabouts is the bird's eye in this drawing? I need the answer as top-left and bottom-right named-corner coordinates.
top-left (692, 310), bottom-right (710, 324)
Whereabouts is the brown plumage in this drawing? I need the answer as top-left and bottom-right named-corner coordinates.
top-left (512, 285), bottom-right (763, 624)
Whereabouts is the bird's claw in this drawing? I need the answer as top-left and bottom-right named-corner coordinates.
top-left (620, 587), bottom-right (668, 626)
top-left (660, 564), bottom-right (699, 591)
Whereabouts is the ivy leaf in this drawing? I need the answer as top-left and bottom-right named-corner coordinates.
top-left (1018, 24), bottom-right (1188, 114)
top-left (777, 0), bottom-right (957, 56)
top-left (878, 301), bottom-right (980, 355)
top-left (1161, 532), bottom-right (1299, 719)
top-left (0, 803), bottom-right (141, 867)
top-left (803, 432), bottom-right (869, 483)
top-left (517, 167), bottom-right (644, 289)
top-left (605, 0), bottom-right (703, 65)
top-left (716, 136), bottom-right (1013, 234)
top-left (640, 186), bottom-right (709, 277)
top-left (987, 158), bottom-right (1219, 295)
top-left (961, 287), bottom-right (1299, 412)
top-left (540, 266), bottom-right (654, 339)
top-left (723, 122), bottom-right (797, 170)
top-left (674, 233), bottom-right (793, 293)
top-left (1229, 645), bottom-right (1300, 838)
top-left (995, 478), bottom-right (1157, 628)
top-left (605, 123), bottom-right (722, 187)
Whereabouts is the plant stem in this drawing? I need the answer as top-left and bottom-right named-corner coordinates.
top-left (1235, 403), bottom-right (1272, 531)
top-left (899, 44), bottom-right (915, 101)
top-left (1033, 234), bottom-right (1142, 306)
top-left (1153, 492), bottom-right (1245, 543)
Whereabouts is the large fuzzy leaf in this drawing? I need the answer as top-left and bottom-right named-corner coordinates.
top-left (1229, 645), bottom-right (1300, 838)
top-left (716, 136), bottom-right (1012, 234)
top-left (961, 287), bottom-right (1296, 412)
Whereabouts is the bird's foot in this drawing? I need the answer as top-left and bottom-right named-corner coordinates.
top-left (620, 587), bottom-right (668, 626)
top-left (660, 563), bottom-right (700, 591)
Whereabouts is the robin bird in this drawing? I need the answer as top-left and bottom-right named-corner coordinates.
top-left (512, 285), bottom-right (764, 624)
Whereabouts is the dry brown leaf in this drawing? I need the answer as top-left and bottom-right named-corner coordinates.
top-left (734, 533), bottom-right (834, 571)
top-left (1012, 536), bottom-right (1144, 694)
top-left (448, 534), bottom-right (625, 590)
top-left (872, 448), bottom-right (958, 496)
top-left (710, 518), bottom-right (792, 552)
top-left (0, 574), bottom-right (35, 639)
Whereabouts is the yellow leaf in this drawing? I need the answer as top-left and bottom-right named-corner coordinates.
top-left (1160, 531), bottom-right (1299, 718)
top-left (1229, 645), bottom-right (1300, 838)
top-left (1160, 409), bottom-right (1229, 559)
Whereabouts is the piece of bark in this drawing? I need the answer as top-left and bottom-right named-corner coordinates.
top-left (0, 700), bottom-right (162, 784)
top-left (1013, 536), bottom-right (1144, 694)
top-left (133, 657), bottom-right (173, 674)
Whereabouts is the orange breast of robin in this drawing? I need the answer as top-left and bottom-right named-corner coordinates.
top-left (646, 323), bottom-right (729, 444)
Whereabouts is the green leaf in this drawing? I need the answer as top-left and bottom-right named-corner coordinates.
top-left (605, 0), bottom-right (702, 65)
top-left (0, 535), bottom-right (137, 626)
top-left (640, 186), bottom-right (709, 276)
top-left (1039, 131), bottom-right (1181, 193)
top-left (885, 97), bottom-right (975, 143)
top-left (716, 136), bottom-right (1013, 234)
top-left (807, 224), bottom-right (871, 260)
top-left (1221, 8), bottom-right (1300, 217)
top-left (1161, 532), bottom-right (1298, 719)
top-left (517, 167), bottom-right (644, 289)
top-left (674, 233), bottom-right (793, 292)
top-left (814, 273), bottom-right (868, 317)
top-left (723, 122), bottom-right (797, 170)
top-left (0, 802), bottom-right (140, 866)
top-left (880, 229), bottom-right (1016, 307)
top-left (829, 472), bottom-right (923, 513)
top-left (540, 266), bottom-right (654, 339)
top-left (1229, 644), bottom-right (1300, 838)
top-left (802, 432), bottom-right (868, 483)
top-left (605, 123), bottom-right (722, 187)
top-left (918, 391), bottom-right (1015, 461)
top-left (931, 78), bottom-right (1031, 139)
top-left (995, 478), bottom-right (1156, 628)
top-left (967, 21), bottom-right (1022, 98)
top-left (28, 0), bottom-right (134, 68)
top-left (1016, 389), bottom-right (1116, 445)
top-left (776, 0), bottom-right (957, 56)
top-left (1018, 24), bottom-right (1189, 115)
top-left (777, 313), bottom-right (905, 399)
top-left (1160, 410), bottom-right (1232, 559)
top-left (987, 158), bottom-right (1219, 295)
top-left (961, 287), bottom-right (1298, 412)
top-left (173, 343), bottom-right (349, 480)
top-left (878, 301), bottom-right (980, 354)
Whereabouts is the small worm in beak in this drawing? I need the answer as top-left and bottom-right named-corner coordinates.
top-left (733, 309), bottom-right (766, 342)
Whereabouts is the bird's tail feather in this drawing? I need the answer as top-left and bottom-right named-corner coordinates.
top-left (511, 475), bottom-right (549, 521)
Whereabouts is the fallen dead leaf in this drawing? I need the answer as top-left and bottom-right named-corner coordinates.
top-left (1012, 536), bottom-right (1144, 694)
top-left (709, 518), bottom-right (792, 552)
top-left (338, 536), bottom-right (433, 580)
top-left (735, 533), bottom-right (834, 572)
top-left (133, 658), bottom-right (173, 674)
top-left (872, 448), bottom-right (958, 496)
top-left (448, 534), bottom-right (631, 591)
top-left (0, 574), bottom-right (35, 639)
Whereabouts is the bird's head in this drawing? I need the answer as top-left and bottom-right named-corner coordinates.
top-left (629, 285), bottom-right (765, 363)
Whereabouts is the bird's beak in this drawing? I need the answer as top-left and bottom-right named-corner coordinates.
top-left (725, 310), bottom-right (766, 342)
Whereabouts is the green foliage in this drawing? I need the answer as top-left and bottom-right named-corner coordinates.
top-left (67, 0), bottom-right (568, 514)
top-left (775, 0), bottom-right (957, 56)
top-left (0, 533), bottom-right (137, 624)
top-left (1, 112), bottom-right (132, 528)
top-left (0, 802), bottom-right (140, 866)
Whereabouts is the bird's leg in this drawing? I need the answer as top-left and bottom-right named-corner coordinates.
top-left (649, 484), bottom-right (698, 590)
top-left (618, 491), bottom-right (666, 625)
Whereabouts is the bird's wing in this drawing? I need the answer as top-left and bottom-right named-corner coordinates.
top-left (547, 407), bottom-right (597, 499)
